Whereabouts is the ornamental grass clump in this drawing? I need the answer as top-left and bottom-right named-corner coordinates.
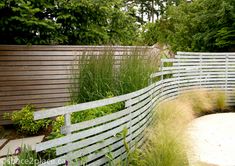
top-left (180, 89), bottom-right (227, 116)
top-left (117, 51), bottom-right (157, 94)
top-left (137, 100), bottom-right (194, 166)
top-left (70, 49), bottom-right (159, 104)
top-left (70, 51), bottom-right (115, 103)
top-left (130, 89), bottom-right (227, 166)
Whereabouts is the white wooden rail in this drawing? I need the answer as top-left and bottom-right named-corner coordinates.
top-left (34, 52), bottom-right (235, 166)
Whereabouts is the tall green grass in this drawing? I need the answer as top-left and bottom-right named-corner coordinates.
top-left (70, 51), bottom-right (115, 103)
top-left (117, 51), bottom-right (157, 94)
top-left (70, 49), bottom-right (158, 103)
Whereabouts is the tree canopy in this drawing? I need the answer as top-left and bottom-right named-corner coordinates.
top-left (0, 0), bottom-right (235, 51)
top-left (142, 0), bottom-right (235, 52)
top-left (0, 0), bottom-right (139, 45)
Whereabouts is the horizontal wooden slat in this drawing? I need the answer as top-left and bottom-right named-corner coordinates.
top-left (0, 66), bottom-right (71, 71)
top-left (0, 61), bottom-right (73, 66)
top-left (0, 79), bottom-right (70, 86)
top-left (0, 45), bottom-right (151, 51)
top-left (0, 54), bottom-right (78, 60)
top-left (0, 93), bottom-right (69, 101)
top-left (0, 97), bottom-right (69, 106)
top-left (0, 84), bottom-right (70, 91)
top-left (0, 75), bottom-right (69, 81)
top-left (0, 70), bottom-right (70, 76)
top-left (0, 102), bottom-right (68, 112)
top-left (0, 88), bottom-right (69, 97)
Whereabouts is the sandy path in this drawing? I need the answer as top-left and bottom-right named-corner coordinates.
top-left (187, 113), bottom-right (235, 166)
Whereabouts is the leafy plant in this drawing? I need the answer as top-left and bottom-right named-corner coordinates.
top-left (72, 97), bottom-right (124, 124)
top-left (4, 105), bottom-right (51, 135)
top-left (42, 115), bottom-right (65, 159)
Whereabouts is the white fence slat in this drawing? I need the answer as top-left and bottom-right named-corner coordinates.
top-left (61, 94), bottom-right (151, 134)
top-left (34, 84), bottom-right (154, 120)
top-left (57, 100), bottom-right (152, 155)
top-left (40, 103), bottom-right (152, 166)
top-left (177, 52), bottom-right (235, 56)
top-left (87, 107), bottom-right (153, 166)
top-left (37, 113), bottom-right (131, 152)
top-left (125, 90), bottom-right (151, 107)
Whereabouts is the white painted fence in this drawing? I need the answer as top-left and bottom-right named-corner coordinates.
top-left (34, 52), bottom-right (235, 166)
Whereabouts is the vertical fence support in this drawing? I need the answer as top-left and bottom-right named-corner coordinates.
top-left (199, 54), bottom-right (202, 88)
top-left (64, 113), bottom-right (72, 162)
top-left (124, 99), bottom-right (134, 159)
top-left (148, 74), bottom-right (154, 111)
top-left (176, 55), bottom-right (180, 96)
top-left (225, 54), bottom-right (228, 96)
top-left (160, 60), bottom-right (164, 97)
top-left (64, 113), bottom-right (71, 135)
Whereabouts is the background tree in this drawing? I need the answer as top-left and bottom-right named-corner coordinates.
top-left (0, 0), bottom-right (138, 45)
top-left (141, 0), bottom-right (235, 52)
top-left (0, 0), bottom-right (63, 44)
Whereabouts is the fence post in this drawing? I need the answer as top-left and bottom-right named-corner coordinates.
top-left (199, 54), bottom-right (202, 88)
top-left (176, 54), bottom-right (180, 96)
top-left (64, 113), bottom-right (71, 135)
top-left (225, 54), bottom-right (228, 96)
top-left (124, 99), bottom-right (134, 158)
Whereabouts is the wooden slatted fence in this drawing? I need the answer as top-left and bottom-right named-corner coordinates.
top-left (33, 52), bottom-right (235, 166)
top-left (0, 45), bottom-right (153, 124)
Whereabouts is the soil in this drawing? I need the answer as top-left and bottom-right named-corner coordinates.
top-left (0, 124), bottom-right (53, 140)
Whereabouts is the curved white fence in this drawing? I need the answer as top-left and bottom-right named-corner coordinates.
top-left (34, 52), bottom-right (235, 166)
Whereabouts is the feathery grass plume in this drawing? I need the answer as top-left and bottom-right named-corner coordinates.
top-left (210, 90), bottom-right (227, 111)
top-left (131, 89), bottom-right (228, 166)
top-left (135, 99), bottom-right (195, 166)
top-left (180, 89), bottom-right (227, 116)
top-left (180, 89), bottom-right (216, 116)
top-left (70, 50), bottom-right (115, 103)
top-left (117, 49), bottom-right (157, 95)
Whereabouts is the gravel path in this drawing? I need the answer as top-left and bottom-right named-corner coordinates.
top-left (187, 113), bottom-right (235, 166)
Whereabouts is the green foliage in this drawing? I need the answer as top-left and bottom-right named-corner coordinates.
top-left (144, 0), bottom-right (235, 51)
top-left (72, 101), bottom-right (124, 124)
top-left (0, 0), bottom-right (138, 45)
top-left (0, 0), bottom-right (63, 44)
top-left (70, 52), bottom-right (115, 103)
top-left (4, 105), bottom-right (51, 135)
top-left (41, 115), bottom-right (65, 159)
top-left (140, 23), bottom-right (158, 46)
top-left (70, 50), bottom-right (158, 103)
top-left (117, 52), bottom-right (156, 94)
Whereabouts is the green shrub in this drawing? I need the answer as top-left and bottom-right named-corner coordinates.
top-left (72, 92), bottom-right (124, 124)
top-left (72, 102), bottom-right (124, 124)
top-left (4, 105), bottom-right (51, 135)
